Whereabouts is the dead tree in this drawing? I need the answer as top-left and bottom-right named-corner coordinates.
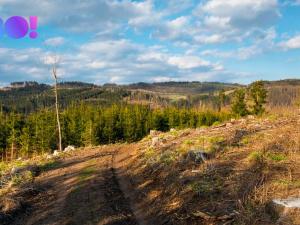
top-left (51, 56), bottom-right (62, 152)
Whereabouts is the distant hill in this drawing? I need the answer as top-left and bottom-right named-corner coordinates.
top-left (0, 79), bottom-right (299, 113)
top-left (263, 79), bottom-right (300, 107)
top-left (0, 82), bottom-right (129, 113)
top-left (126, 81), bottom-right (242, 94)
top-left (264, 79), bottom-right (300, 86)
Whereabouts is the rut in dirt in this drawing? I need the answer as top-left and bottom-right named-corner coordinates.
top-left (8, 148), bottom-right (139, 225)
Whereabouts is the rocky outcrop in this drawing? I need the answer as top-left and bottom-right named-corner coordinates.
top-left (267, 198), bottom-right (300, 224)
top-left (186, 150), bottom-right (210, 164)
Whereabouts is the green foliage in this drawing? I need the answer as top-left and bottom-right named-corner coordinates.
top-left (248, 81), bottom-right (267, 115)
top-left (248, 150), bottom-right (286, 165)
top-left (189, 176), bottom-right (223, 196)
top-left (212, 121), bottom-right (221, 126)
top-left (275, 179), bottom-right (300, 188)
top-left (0, 103), bottom-right (231, 160)
top-left (183, 139), bottom-right (194, 145)
top-left (248, 151), bottom-right (264, 163)
top-left (79, 166), bottom-right (96, 181)
top-left (144, 147), bottom-right (156, 160)
top-left (39, 160), bottom-right (60, 171)
top-left (240, 136), bottom-right (251, 145)
top-left (11, 171), bottom-right (34, 186)
top-left (159, 151), bottom-right (178, 165)
top-left (266, 153), bottom-right (287, 162)
top-left (231, 89), bottom-right (248, 116)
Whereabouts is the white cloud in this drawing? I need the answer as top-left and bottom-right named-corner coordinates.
top-left (167, 56), bottom-right (211, 69)
top-left (203, 16), bottom-right (231, 30)
top-left (0, 39), bottom-right (228, 84)
top-left (110, 76), bottom-right (122, 83)
top-left (152, 76), bottom-right (175, 82)
top-left (200, 28), bottom-right (277, 60)
top-left (86, 61), bottom-right (108, 69)
top-left (191, 0), bottom-right (280, 44)
top-left (44, 37), bottom-right (65, 46)
top-left (199, 0), bottom-right (280, 29)
top-left (0, 0), bottom-right (152, 32)
top-left (279, 35), bottom-right (300, 49)
top-left (194, 34), bottom-right (226, 44)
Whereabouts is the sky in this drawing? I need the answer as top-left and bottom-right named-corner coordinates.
top-left (0, 0), bottom-right (300, 85)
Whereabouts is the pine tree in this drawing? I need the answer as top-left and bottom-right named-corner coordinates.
top-left (231, 89), bottom-right (248, 116)
top-left (19, 126), bottom-right (31, 157)
top-left (248, 81), bottom-right (267, 115)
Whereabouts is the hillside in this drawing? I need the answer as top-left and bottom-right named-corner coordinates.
top-left (127, 81), bottom-right (241, 95)
top-left (0, 82), bottom-right (130, 113)
top-left (0, 81), bottom-right (240, 113)
top-left (1, 80), bottom-right (300, 113)
top-left (1, 114), bottom-right (300, 225)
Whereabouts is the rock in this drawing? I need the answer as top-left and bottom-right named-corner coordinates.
top-left (226, 122), bottom-right (233, 127)
top-left (46, 154), bottom-right (53, 160)
top-left (273, 198), bottom-right (300, 208)
top-left (64, 145), bottom-right (75, 152)
top-left (267, 198), bottom-right (300, 223)
top-left (16, 157), bottom-right (22, 161)
top-left (150, 130), bottom-right (158, 136)
top-left (10, 166), bottom-right (22, 175)
top-left (239, 118), bottom-right (247, 124)
top-left (53, 150), bottom-right (61, 156)
top-left (186, 150), bottom-right (210, 164)
top-left (10, 164), bottom-right (39, 176)
top-left (247, 115), bottom-right (255, 119)
top-left (151, 137), bottom-right (167, 147)
top-left (170, 128), bottom-right (176, 132)
top-left (151, 137), bottom-right (159, 146)
top-left (230, 118), bottom-right (236, 123)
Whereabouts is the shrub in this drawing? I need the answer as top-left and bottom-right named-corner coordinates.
top-left (267, 153), bottom-right (287, 162)
top-left (248, 151), bottom-right (264, 163)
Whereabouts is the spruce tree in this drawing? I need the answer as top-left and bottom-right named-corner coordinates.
top-left (231, 89), bottom-right (248, 116)
top-left (248, 81), bottom-right (267, 115)
top-left (19, 126), bottom-right (31, 157)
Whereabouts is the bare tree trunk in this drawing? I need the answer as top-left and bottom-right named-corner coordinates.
top-left (52, 65), bottom-right (62, 152)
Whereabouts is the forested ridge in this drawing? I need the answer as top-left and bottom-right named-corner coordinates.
top-left (1, 80), bottom-right (300, 114)
top-left (0, 81), bottom-right (239, 113)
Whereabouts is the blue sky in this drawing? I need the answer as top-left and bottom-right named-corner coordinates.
top-left (0, 0), bottom-right (300, 85)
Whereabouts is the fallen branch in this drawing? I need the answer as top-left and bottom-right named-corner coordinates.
top-left (192, 210), bottom-right (239, 221)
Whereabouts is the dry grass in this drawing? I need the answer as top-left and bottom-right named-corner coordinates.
top-left (126, 113), bottom-right (300, 224)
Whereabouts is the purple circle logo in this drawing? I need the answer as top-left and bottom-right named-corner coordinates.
top-left (5, 16), bottom-right (29, 39)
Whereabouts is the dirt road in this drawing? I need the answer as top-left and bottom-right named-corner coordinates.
top-left (10, 146), bottom-right (139, 225)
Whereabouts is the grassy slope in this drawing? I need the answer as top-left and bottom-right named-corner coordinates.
top-left (120, 114), bottom-right (300, 225)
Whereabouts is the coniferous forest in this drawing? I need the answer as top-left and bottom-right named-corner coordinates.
top-left (0, 103), bottom-right (231, 160)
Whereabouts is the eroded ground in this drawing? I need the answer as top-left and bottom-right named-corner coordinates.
top-left (9, 146), bottom-right (138, 225)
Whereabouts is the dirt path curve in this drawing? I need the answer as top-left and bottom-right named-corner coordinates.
top-left (11, 146), bottom-right (140, 225)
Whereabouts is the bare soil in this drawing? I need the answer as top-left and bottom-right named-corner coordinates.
top-left (8, 146), bottom-right (139, 225)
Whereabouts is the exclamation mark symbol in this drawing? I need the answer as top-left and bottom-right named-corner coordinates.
top-left (29, 16), bottom-right (38, 39)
